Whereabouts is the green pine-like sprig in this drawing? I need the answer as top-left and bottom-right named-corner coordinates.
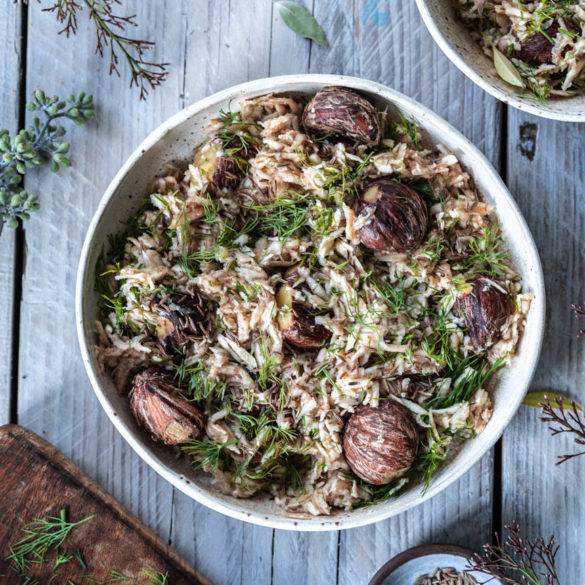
top-left (0, 88), bottom-right (95, 232)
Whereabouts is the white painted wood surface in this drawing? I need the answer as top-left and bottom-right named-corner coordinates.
top-left (0, 4), bottom-right (22, 424)
top-left (1, 0), bottom-right (582, 583)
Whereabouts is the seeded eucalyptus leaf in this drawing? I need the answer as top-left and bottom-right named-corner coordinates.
top-left (0, 89), bottom-right (94, 232)
top-left (523, 390), bottom-right (582, 410)
top-left (493, 47), bottom-right (525, 88)
top-left (275, 0), bottom-right (329, 47)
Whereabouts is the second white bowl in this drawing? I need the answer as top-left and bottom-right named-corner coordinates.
top-left (415, 0), bottom-right (585, 122)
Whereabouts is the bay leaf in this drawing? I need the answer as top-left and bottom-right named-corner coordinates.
top-left (275, 0), bottom-right (329, 48)
top-left (493, 46), bottom-right (525, 88)
top-left (523, 390), bottom-right (583, 411)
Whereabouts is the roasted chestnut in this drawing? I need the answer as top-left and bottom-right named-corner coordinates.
top-left (154, 291), bottom-right (212, 354)
top-left (343, 401), bottom-right (419, 485)
top-left (357, 179), bottom-right (429, 253)
top-left (517, 21), bottom-right (574, 66)
top-left (276, 285), bottom-right (331, 349)
top-left (129, 368), bottom-right (205, 445)
top-left (193, 140), bottom-right (244, 190)
top-left (455, 278), bottom-right (512, 350)
top-left (302, 86), bottom-right (381, 147)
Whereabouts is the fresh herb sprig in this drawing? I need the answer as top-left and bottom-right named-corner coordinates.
top-left (173, 361), bottom-right (227, 403)
top-left (322, 153), bottom-right (373, 203)
top-left (354, 476), bottom-right (409, 509)
top-left (6, 509), bottom-right (92, 575)
top-left (460, 225), bottom-right (509, 278)
top-left (217, 109), bottom-right (257, 157)
top-left (425, 357), bottom-right (505, 410)
top-left (368, 275), bottom-right (408, 316)
top-left (469, 523), bottom-right (560, 585)
top-left (0, 89), bottom-right (94, 232)
top-left (181, 437), bottom-right (237, 471)
top-left (43, 0), bottom-right (169, 99)
top-left (540, 395), bottom-right (585, 464)
top-left (142, 568), bottom-right (169, 585)
top-left (418, 428), bottom-right (449, 491)
top-left (246, 195), bottom-right (309, 241)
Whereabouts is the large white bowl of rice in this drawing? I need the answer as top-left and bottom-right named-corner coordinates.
top-left (76, 75), bottom-right (545, 530)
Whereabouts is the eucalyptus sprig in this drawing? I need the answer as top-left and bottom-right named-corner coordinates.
top-left (43, 0), bottom-right (169, 99)
top-left (523, 391), bottom-right (585, 464)
top-left (0, 88), bottom-right (95, 232)
top-left (469, 523), bottom-right (560, 585)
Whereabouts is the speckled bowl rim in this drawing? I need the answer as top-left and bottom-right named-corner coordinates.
top-left (415, 0), bottom-right (585, 122)
top-left (76, 74), bottom-right (545, 531)
top-left (368, 543), bottom-right (501, 585)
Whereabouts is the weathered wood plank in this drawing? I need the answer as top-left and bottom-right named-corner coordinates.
top-left (0, 3), bottom-right (22, 424)
top-left (503, 113), bottom-right (585, 584)
top-left (17, 0), bottom-right (184, 575)
top-left (314, 2), bottom-right (503, 583)
top-left (269, 3), bottom-right (340, 584)
top-left (172, 3), bottom-right (278, 584)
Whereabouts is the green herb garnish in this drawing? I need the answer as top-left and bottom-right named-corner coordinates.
top-left (6, 509), bottom-right (92, 575)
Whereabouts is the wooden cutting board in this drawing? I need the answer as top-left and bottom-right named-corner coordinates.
top-left (0, 425), bottom-right (210, 585)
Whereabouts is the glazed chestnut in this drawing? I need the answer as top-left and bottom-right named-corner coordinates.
top-left (129, 368), bottom-right (205, 445)
top-left (516, 21), bottom-right (576, 66)
top-left (302, 87), bottom-right (381, 147)
top-left (193, 140), bottom-right (243, 190)
top-left (154, 291), bottom-right (212, 353)
top-left (276, 285), bottom-right (331, 349)
top-left (357, 179), bottom-right (429, 253)
top-left (455, 278), bottom-right (512, 350)
top-left (343, 401), bottom-right (419, 485)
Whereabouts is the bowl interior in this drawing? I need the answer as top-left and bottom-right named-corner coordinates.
top-left (78, 75), bottom-right (545, 530)
top-left (416, 0), bottom-right (585, 121)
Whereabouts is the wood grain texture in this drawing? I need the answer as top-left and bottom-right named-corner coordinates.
top-left (10, 0), bottom-right (585, 584)
top-left (18, 0), bottom-right (182, 576)
top-left (0, 3), bottom-right (22, 424)
top-left (0, 425), bottom-right (210, 584)
top-left (503, 112), bottom-right (585, 584)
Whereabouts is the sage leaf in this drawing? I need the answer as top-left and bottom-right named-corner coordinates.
top-left (275, 0), bottom-right (329, 47)
top-left (493, 46), bottom-right (525, 88)
top-left (523, 390), bottom-right (583, 411)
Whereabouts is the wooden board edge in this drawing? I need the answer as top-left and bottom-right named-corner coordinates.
top-left (0, 424), bottom-right (212, 585)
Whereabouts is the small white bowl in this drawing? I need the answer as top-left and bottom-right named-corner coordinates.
top-left (369, 544), bottom-right (503, 585)
top-left (415, 0), bottom-right (585, 122)
top-left (76, 74), bottom-right (545, 531)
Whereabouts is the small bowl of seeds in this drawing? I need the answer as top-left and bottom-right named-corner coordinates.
top-left (369, 544), bottom-right (503, 585)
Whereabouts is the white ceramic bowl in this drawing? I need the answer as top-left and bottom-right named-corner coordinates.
top-left (76, 74), bottom-right (545, 531)
top-left (415, 0), bottom-right (585, 122)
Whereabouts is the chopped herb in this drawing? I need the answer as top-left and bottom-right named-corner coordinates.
top-left (173, 362), bottom-right (226, 403)
top-left (425, 357), bottom-right (505, 410)
top-left (6, 509), bottom-right (92, 575)
top-left (217, 109), bottom-right (257, 157)
top-left (142, 568), bottom-right (169, 585)
top-left (461, 225), bottom-right (509, 278)
top-left (418, 429), bottom-right (450, 492)
top-left (247, 195), bottom-right (309, 241)
top-left (389, 114), bottom-right (421, 149)
top-left (354, 476), bottom-right (409, 508)
top-left (369, 276), bottom-right (408, 316)
top-left (182, 437), bottom-right (236, 471)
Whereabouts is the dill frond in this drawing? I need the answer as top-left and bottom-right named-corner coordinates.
top-left (247, 195), bottom-right (310, 241)
top-left (461, 225), bottom-right (509, 278)
top-left (173, 362), bottom-right (226, 403)
top-left (6, 509), bottom-right (92, 575)
top-left (182, 438), bottom-right (236, 471)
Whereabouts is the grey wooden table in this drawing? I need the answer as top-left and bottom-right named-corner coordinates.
top-left (1, 1), bottom-right (584, 584)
